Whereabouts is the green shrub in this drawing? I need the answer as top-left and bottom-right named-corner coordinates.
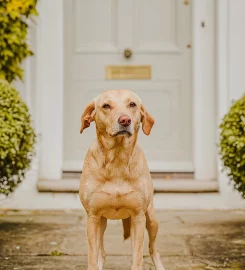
top-left (220, 95), bottom-right (245, 197)
top-left (0, 0), bottom-right (38, 83)
top-left (0, 80), bottom-right (36, 195)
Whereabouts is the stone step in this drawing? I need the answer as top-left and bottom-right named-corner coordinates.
top-left (62, 171), bottom-right (194, 180)
top-left (37, 179), bottom-right (219, 193)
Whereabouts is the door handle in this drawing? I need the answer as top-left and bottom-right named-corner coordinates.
top-left (124, 48), bottom-right (132, 59)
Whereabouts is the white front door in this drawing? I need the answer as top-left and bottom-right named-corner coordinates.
top-left (63, 0), bottom-right (193, 172)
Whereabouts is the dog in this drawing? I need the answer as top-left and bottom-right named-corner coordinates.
top-left (79, 90), bottom-right (165, 270)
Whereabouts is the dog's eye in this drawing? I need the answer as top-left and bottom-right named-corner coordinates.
top-left (102, 103), bottom-right (110, 109)
top-left (129, 102), bottom-right (136, 107)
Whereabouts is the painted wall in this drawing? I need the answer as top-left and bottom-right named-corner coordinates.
top-left (228, 0), bottom-right (245, 102)
top-left (216, 0), bottom-right (245, 194)
top-left (11, 21), bottom-right (38, 191)
top-left (12, 23), bottom-right (37, 120)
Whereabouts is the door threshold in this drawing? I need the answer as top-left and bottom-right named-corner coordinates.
top-left (62, 171), bottom-right (195, 180)
top-left (37, 179), bottom-right (218, 193)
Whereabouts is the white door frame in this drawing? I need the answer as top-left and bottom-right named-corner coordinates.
top-left (192, 0), bottom-right (217, 181)
top-left (35, 0), bottom-right (64, 180)
top-left (216, 0), bottom-right (233, 193)
top-left (35, 0), bottom-right (218, 181)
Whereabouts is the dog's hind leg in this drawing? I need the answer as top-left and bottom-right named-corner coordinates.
top-left (98, 217), bottom-right (107, 270)
top-left (146, 202), bottom-right (165, 270)
top-left (122, 217), bottom-right (131, 240)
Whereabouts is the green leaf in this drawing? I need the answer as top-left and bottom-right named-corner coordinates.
top-left (0, 80), bottom-right (36, 195)
top-left (219, 94), bottom-right (245, 198)
top-left (0, 0), bottom-right (38, 83)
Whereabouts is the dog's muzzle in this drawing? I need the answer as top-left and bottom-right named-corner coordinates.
top-left (118, 115), bottom-right (131, 127)
top-left (113, 115), bottom-right (132, 136)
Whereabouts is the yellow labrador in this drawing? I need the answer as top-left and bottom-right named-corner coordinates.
top-left (79, 90), bottom-right (165, 270)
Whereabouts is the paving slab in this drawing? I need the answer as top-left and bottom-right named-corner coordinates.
top-left (0, 210), bottom-right (245, 270)
top-left (0, 255), bottom-right (208, 270)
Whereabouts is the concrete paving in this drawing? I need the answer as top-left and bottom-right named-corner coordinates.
top-left (1, 209), bottom-right (245, 270)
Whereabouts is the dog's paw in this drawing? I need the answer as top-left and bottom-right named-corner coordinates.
top-left (87, 266), bottom-right (99, 270)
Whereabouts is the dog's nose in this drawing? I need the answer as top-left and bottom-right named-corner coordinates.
top-left (118, 115), bottom-right (131, 127)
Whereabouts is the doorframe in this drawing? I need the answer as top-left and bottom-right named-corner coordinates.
top-left (35, 0), bottom-right (64, 180)
top-left (35, 0), bottom-right (218, 181)
top-left (216, 0), bottom-right (233, 193)
top-left (192, 0), bottom-right (217, 181)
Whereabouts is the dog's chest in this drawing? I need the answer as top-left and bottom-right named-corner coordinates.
top-left (100, 179), bottom-right (134, 197)
top-left (91, 179), bottom-right (148, 219)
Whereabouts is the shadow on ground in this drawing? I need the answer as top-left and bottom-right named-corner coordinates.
top-left (0, 209), bottom-right (245, 270)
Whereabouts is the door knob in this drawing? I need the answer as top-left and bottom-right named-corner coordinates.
top-left (124, 48), bottom-right (132, 59)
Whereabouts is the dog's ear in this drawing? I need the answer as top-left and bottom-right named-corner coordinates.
top-left (140, 104), bottom-right (155, 135)
top-left (80, 101), bottom-right (95, 133)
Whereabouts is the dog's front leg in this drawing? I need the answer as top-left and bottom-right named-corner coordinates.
top-left (130, 213), bottom-right (146, 270)
top-left (87, 215), bottom-right (101, 270)
top-left (98, 217), bottom-right (107, 270)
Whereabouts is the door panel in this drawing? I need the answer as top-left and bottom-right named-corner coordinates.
top-left (134, 0), bottom-right (179, 52)
top-left (73, 0), bottom-right (118, 52)
top-left (63, 0), bottom-right (193, 172)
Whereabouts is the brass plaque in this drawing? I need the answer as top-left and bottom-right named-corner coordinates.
top-left (106, 65), bottom-right (151, 80)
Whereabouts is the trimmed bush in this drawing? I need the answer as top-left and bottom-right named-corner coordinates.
top-left (0, 80), bottom-right (36, 195)
top-left (0, 0), bottom-right (38, 83)
top-left (220, 95), bottom-right (245, 197)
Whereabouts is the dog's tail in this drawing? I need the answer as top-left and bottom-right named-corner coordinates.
top-left (122, 217), bottom-right (131, 240)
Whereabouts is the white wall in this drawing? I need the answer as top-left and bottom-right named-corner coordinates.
top-left (228, 0), bottom-right (245, 101)
top-left (216, 0), bottom-right (245, 121)
top-left (12, 21), bottom-right (37, 120)
top-left (14, 0), bottom-right (65, 182)
top-left (9, 20), bottom-right (38, 191)
top-left (217, 0), bottom-right (245, 194)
